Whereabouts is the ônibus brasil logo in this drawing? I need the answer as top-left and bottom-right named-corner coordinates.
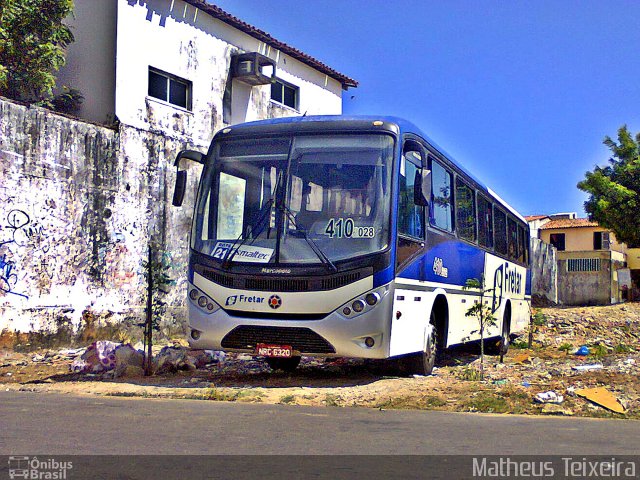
top-left (268, 295), bottom-right (282, 309)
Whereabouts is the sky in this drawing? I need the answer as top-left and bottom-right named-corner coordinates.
top-left (214, 0), bottom-right (640, 217)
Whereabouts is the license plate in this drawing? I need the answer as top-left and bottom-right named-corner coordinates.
top-left (255, 343), bottom-right (293, 358)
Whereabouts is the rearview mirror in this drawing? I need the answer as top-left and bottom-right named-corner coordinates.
top-left (414, 169), bottom-right (432, 206)
top-left (172, 170), bottom-right (187, 207)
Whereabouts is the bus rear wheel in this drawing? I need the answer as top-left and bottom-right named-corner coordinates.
top-left (486, 305), bottom-right (511, 356)
top-left (266, 356), bottom-right (301, 372)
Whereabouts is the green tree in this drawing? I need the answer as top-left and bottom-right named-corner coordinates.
top-left (577, 126), bottom-right (640, 247)
top-left (463, 276), bottom-right (497, 381)
top-left (0, 0), bottom-right (74, 103)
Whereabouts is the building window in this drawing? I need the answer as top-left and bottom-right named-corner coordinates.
top-left (148, 67), bottom-right (192, 110)
top-left (271, 78), bottom-right (298, 109)
top-left (593, 231), bottom-right (610, 250)
top-left (568, 258), bottom-right (601, 272)
top-left (549, 233), bottom-right (566, 251)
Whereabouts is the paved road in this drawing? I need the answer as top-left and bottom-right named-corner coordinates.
top-left (1, 391), bottom-right (638, 456)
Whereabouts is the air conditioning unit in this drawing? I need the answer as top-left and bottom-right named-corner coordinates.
top-left (231, 52), bottom-right (276, 86)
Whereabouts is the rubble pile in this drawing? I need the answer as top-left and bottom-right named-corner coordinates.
top-left (0, 302), bottom-right (638, 417)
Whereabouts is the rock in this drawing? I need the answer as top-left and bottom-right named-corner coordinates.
top-left (120, 365), bottom-right (145, 377)
top-left (114, 345), bottom-right (145, 377)
top-left (32, 354), bottom-right (45, 362)
top-left (155, 346), bottom-right (197, 373)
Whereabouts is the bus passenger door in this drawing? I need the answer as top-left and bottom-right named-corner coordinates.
top-left (390, 141), bottom-right (429, 356)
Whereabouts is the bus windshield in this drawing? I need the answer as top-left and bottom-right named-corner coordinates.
top-left (192, 134), bottom-right (394, 266)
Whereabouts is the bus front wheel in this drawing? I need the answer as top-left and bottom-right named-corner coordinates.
top-left (266, 356), bottom-right (301, 372)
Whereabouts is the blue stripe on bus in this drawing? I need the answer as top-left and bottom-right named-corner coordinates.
top-left (398, 240), bottom-right (486, 285)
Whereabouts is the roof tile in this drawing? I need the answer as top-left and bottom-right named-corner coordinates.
top-left (539, 218), bottom-right (600, 230)
top-left (184, 1), bottom-right (358, 88)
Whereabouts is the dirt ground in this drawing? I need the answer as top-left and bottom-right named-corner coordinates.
top-left (1, 303), bottom-right (639, 418)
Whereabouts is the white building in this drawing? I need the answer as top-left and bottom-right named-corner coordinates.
top-left (57, 0), bottom-right (357, 147)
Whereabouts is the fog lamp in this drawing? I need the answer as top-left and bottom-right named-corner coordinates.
top-left (190, 329), bottom-right (201, 340)
top-left (365, 293), bottom-right (379, 306)
top-left (364, 337), bottom-right (375, 348)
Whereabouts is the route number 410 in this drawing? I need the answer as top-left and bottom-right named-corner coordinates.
top-left (324, 218), bottom-right (375, 239)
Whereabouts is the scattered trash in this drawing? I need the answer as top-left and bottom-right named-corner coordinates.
top-left (534, 391), bottom-right (564, 404)
top-left (5, 372), bottom-right (12, 377)
top-left (493, 379), bottom-right (508, 385)
top-left (574, 346), bottom-right (590, 356)
top-left (412, 374), bottom-right (425, 379)
top-left (32, 354), bottom-right (45, 362)
top-left (521, 381), bottom-right (531, 388)
top-left (575, 387), bottom-right (625, 414)
top-left (571, 364), bottom-right (603, 372)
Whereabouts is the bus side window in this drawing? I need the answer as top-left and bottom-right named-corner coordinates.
top-left (478, 194), bottom-right (493, 249)
top-left (455, 177), bottom-right (476, 242)
top-left (494, 207), bottom-right (508, 255)
top-left (430, 159), bottom-right (453, 232)
top-left (507, 217), bottom-right (518, 261)
top-left (397, 145), bottom-right (425, 267)
top-left (518, 224), bottom-right (527, 264)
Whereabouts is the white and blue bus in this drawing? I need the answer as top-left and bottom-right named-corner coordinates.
top-left (172, 116), bottom-right (531, 374)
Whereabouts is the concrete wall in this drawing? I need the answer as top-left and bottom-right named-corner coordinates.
top-left (557, 250), bottom-right (625, 306)
top-left (0, 97), bottom-right (201, 338)
top-left (530, 238), bottom-right (557, 305)
top-left (540, 227), bottom-right (626, 254)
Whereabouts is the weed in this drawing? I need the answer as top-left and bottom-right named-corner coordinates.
top-left (203, 388), bottom-right (238, 401)
top-left (511, 340), bottom-right (529, 349)
top-left (532, 311), bottom-right (547, 327)
top-left (559, 343), bottom-right (574, 353)
top-left (458, 366), bottom-right (482, 381)
top-left (324, 394), bottom-right (340, 407)
top-left (463, 392), bottom-right (509, 413)
top-left (614, 344), bottom-right (634, 354)
top-left (279, 394), bottom-right (295, 404)
top-left (589, 344), bottom-right (609, 358)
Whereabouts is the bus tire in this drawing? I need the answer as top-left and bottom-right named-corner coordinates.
top-left (486, 303), bottom-right (511, 356)
top-left (406, 309), bottom-right (439, 376)
top-left (266, 356), bottom-right (301, 372)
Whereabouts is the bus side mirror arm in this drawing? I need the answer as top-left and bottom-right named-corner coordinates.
top-left (414, 169), bottom-right (431, 207)
top-left (172, 150), bottom-right (205, 207)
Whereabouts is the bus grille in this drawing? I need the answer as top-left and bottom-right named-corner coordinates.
top-left (200, 269), bottom-right (235, 287)
top-left (244, 278), bottom-right (309, 292)
top-left (321, 271), bottom-right (361, 290)
top-left (221, 326), bottom-right (336, 354)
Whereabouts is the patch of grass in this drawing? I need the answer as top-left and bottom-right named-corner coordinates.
top-left (511, 340), bottom-right (529, 349)
top-left (559, 343), bottom-right (574, 354)
top-left (324, 394), bottom-right (340, 407)
top-left (532, 311), bottom-right (547, 327)
top-left (457, 366), bottom-right (482, 381)
top-left (279, 394), bottom-right (295, 404)
top-left (614, 344), bottom-right (634, 354)
top-left (589, 344), bottom-right (609, 358)
top-left (463, 392), bottom-right (509, 413)
top-left (202, 388), bottom-right (238, 401)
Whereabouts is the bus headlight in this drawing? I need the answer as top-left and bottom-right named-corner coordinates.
top-left (188, 284), bottom-right (220, 315)
top-left (352, 300), bottom-right (365, 313)
top-left (365, 292), bottom-right (379, 306)
top-left (340, 285), bottom-right (390, 319)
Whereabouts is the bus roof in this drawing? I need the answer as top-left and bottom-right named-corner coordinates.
top-left (219, 115), bottom-right (526, 224)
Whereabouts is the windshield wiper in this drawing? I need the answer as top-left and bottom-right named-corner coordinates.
top-left (221, 197), bottom-right (274, 269)
top-left (280, 205), bottom-right (338, 273)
